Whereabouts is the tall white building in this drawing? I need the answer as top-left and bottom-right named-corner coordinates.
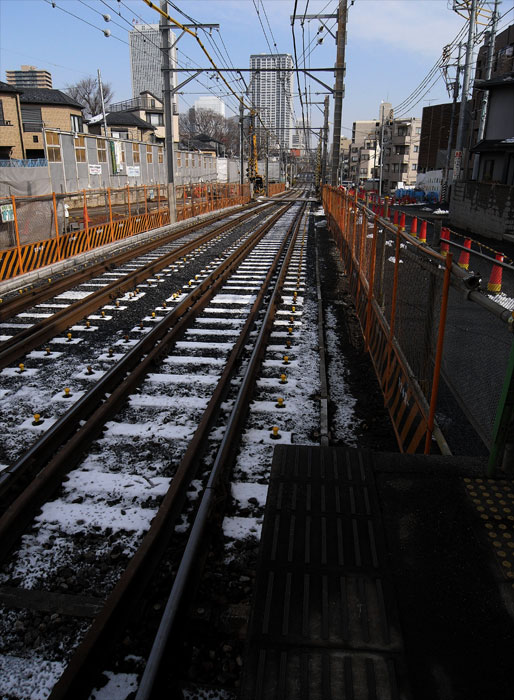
top-left (292, 118), bottom-right (310, 154)
top-left (129, 23), bottom-right (176, 100)
top-left (194, 96), bottom-right (226, 118)
top-left (250, 54), bottom-right (294, 150)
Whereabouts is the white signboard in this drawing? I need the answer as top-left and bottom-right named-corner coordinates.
top-left (89, 164), bottom-right (102, 175)
top-left (127, 165), bottom-right (140, 177)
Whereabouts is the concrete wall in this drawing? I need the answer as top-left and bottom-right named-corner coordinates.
top-left (449, 180), bottom-right (514, 240)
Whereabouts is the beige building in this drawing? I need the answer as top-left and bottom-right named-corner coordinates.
top-left (381, 117), bottom-right (421, 192)
top-left (6, 65), bottom-right (52, 89)
top-left (104, 91), bottom-right (178, 145)
top-left (0, 81), bottom-right (25, 159)
top-left (1, 83), bottom-right (84, 160)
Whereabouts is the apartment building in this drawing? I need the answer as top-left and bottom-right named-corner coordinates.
top-left (194, 96), bottom-right (225, 118)
top-left (250, 54), bottom-right (294, 150)
top-left (348, 120), bottom-right (380, 183)
top-left (6, 65), bottom-right (52, 89)
top-left (381, 117), bottom-right (421, 192)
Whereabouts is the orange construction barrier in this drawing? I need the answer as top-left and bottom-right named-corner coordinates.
top-left (393, 210), bottom-right (398, 226)
top-left (418, 220), bottom-right (427, 243)
top-left (488, 253), bottom-right (503, 294)
top-left (440, 227), bottom-right (450, 257)
top-left (410, 217), bottom-right (418, 237)
top-left (458, 238), bottom-right (472, 270)
top-left (399, 213), bottom-right (406, 231)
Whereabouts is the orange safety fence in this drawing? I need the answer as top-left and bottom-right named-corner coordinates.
top-left (322, 185), bottom-right (453, 454)
top-left (175, 183), bottom-right (251, 222)
top-left (0, 181), bottom-right (256, 282)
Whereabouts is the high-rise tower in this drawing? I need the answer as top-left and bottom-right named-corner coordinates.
top-left (249, 54), bottom-right (294, 150)
top-left (129, 23), bottom-right (176, 100)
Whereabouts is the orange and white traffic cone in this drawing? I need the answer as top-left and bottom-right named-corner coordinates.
top-left (418, 220), bottom-right (427, 243)
top-left (410, 217), bottom-right (418, 237)
top-left (458, 238), bottom-right (472, 270)
top-left (488, 253), bottom-right (504, 294)
top-left (440, 227), bottom-right (450, 257)
top-left (393, 210), bottom-right (398, 226)
top-left (399, 213), bottom-right (406, 231)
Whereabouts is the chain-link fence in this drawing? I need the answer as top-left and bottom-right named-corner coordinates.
top-left (322, 186), bottom-right (511, 459)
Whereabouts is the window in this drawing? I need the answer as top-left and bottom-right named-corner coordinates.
top-left (416, 127), bottom-right (421, 135)
top-left (148, 113), bottom-right (163, 126)
top-left (412, 163), bottom-right (417, 171)
top-left (0, 100), bottom-right (5, 125)
top-left (133, 143), bottom-right (140, 164)
top-left (158, 147), bottom-right (163, 164)
top-left (97, 138), bottom-right (107, 162)
top-left (46, 131), bottom-right (61, 162)
top-left (70, 114), bottom-right (83, 133)
top-left (392, 163), bottom-right (399, 173)
top-left (74, 135), bottom-right (86, 162)
top-left (397, 126), bottom-right (407, 136)
top-left (112, 130), bottom-right (128, 140)
top-left (32, 135), bottom-right (38, 143)
top-left (146, 145), bottom-right (152, 163)
top-left (413, 145), bottom-right (419, 153)
top-left (21, 106), bottom-right (42, 132)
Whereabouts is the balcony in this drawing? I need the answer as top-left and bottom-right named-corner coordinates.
top-left (108, 96), bottom-right (163, 113)
top-left (0, 120), bottom-right (12, 127)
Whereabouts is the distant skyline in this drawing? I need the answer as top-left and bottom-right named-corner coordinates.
top-left (1, 0), bottom-right (510, 145)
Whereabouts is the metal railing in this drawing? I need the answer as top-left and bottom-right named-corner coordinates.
top-left (322, 186), bottom-right (512, 467)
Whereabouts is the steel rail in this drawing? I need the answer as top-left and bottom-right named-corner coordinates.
top-left (136, 203), bottom-right (307, 698)
top-left (49, 201), bottom-right (306, 700)
top-left (0, 204), bottom-right (276, 371)
top-left (0, 201), bottom-right (264, 321)
top-left (0, 201), bottom-right (294, 549)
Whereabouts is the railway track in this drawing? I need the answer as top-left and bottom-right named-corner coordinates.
top-left (0, 194), bottom-right (318, 699)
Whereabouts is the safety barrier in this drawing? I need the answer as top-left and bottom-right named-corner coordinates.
top-left (0, 181), bottom-right (277, 282)
top-left (324, 186), bottom-right (514, 467)
top-left (323, 186), bottom-right (454, 454)
top-left (175, 183), bottom-right (251, 222)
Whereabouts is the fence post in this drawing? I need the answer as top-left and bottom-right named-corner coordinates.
top-left (364, 217), bottom-right (378, 352)
top-left (11, 195), bottom-right (24, 275)
top-left (488, 336), bottom-right (514, 476)
top-left (384, 228), bottom-right (402, 401)
top-left (52, 192), bottom-right (63, 261)
top-left (424, 253), bottom-right (453, 453)
top-left (127, 185), bottom-right (133, 236)
top-left (144, 185), bottom-right (148, 216)
top-left (107, 188), bottom-right (114, 242)
top-left (157, 185), bottom-right (162, 226)
top-left (83, 190), bottom-right (91, 251)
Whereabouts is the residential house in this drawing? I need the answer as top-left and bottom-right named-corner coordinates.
top-left (106, 91), bottom-right (179, 145)
top-left (381, 117), bottom-right (421, 192)
top-left (0, 81), bottom-right (25, 159)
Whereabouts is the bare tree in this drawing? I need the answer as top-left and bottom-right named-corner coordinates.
top-left (179, 108), bottom-right (241, 156)
top-left (65, 76), bottom-right (114, 118)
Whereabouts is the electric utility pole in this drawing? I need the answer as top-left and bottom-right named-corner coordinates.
top-left (453, 0), bottom-right (477, 181)
top-left (329, 0), bottom-right (348, 186)
top-left (472, 0), bottom-right (500, 179)
top-left (321, 95), bottom-right (330, 184)
top-left (239, 99), bottom-right (244, 186)
top-left (160, 0), bottom-right (176, 222)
